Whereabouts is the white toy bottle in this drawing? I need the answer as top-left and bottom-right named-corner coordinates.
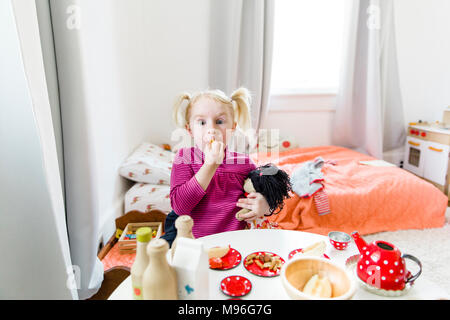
top-left (142, 238), bottom-right (178, 300)
top-left (130, 227), bottom-right (151, 300)
top-left (171, 215), bottom-right (194, 259)
top-left (171, 237), bottom-right (209, 300)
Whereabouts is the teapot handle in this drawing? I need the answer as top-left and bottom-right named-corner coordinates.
top-left (402, 254), bottom-right (422, 284)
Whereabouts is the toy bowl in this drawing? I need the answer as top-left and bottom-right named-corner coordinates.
top-left (281, 256), bottom-right (356, 300)
top-left (328, 231), bottom-right (351, 250)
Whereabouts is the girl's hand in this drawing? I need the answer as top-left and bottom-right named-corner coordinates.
top-left (236, 192), bottom-right (271, 222)
top-left (203, 140), bottom-right (225, 166)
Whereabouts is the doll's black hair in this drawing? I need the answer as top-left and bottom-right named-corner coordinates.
top-left (248, 163), bottom-right (292, 215)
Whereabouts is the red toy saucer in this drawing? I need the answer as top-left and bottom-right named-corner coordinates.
top-left (209, 248), bottom-right (242, 270)
top-left (288, 248), bottom-right (330, 260)
top-left (220, 276), bottom-right (252, 298)
top-left (243, 251), bottom-right (285, 277)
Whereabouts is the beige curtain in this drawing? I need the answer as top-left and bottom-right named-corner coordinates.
top-left (209, 0), bottom-right (275, 137)
top-left (332, 0), bottom-right (406, 159)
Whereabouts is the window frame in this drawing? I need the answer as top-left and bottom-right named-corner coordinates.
top-left (269, 90), bottom-right (337, 112)
top-left (269, 0), bottom-right (347, 111)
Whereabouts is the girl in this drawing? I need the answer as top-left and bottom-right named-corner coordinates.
top-left (161, 88), bottom-right (271, 245)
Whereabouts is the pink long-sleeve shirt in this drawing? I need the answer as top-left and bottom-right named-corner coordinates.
top-left (170, 146), bottom-right (256, 238)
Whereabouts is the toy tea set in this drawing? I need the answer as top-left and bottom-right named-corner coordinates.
top-left (130, 213), bottom-right (340, 300)
top-left (130, 215), bottom-right (422, 299)
top-left (327, 230), bottom-right (423, 297)
top-left (131, 215), bottom-right (207, 300)
top-left (349, 231), bottom-right (422, 296)
top-left (130, 167), bottom-right (422, 300)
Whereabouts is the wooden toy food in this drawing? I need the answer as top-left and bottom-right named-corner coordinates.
top-left (288, 248), bottom-right (330, 260)
top-left (208, 247), bottom-right (242, 270)
top-left (131, 227), bottom-right (152, 300)
top-left (302, 274), bottom-right (332, 298)
top-left (171, 215), bottom-right (195, 259)
top-left (300, 241), bottom-right (326, 257)
top-left (118, 222), bottom-right (162, 254)
top-left (245, 252), bottom-right (282, 272)
top-left (142, 238), bottom-right (178, 300)
top-left (209, 257), bottom-right (223, 269)
top-left (281, 256), bottom-right (356, 300)
top-left (208, 245), bottom-right (230, 259)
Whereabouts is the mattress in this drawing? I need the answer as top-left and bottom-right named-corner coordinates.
top-left (251, 145), bottom-right (448, 236)
top-left (124, 182), bottom-right (171, 214)
top-left (124, 145), bottom-right (447, 236)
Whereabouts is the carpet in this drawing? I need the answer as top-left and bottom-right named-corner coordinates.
top-left (363, 207), bottom-right (450, 296)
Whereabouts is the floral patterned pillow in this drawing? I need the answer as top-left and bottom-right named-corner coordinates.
top-left (119, 142), bottom-right (174, 185)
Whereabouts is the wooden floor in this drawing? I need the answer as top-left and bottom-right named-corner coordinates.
top-left (88, 209), bottom-right (167, 300)
top-left (87, 266), bottom-right (130, 300)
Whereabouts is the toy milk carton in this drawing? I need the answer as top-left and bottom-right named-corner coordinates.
top-left (171, 237), bottom-right (209, 300)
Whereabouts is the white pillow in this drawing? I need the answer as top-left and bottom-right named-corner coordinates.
top-left (125, 183), bottom-right (171, 214)
top-left (119, 142), bottom-right (174, 185)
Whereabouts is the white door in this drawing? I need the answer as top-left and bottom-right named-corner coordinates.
top-left (423, 141), bottom-right (450, 186)
top-left (404, 136), bottom-right (425, 177)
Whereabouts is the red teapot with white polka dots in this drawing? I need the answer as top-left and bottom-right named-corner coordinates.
top-left (351, 231), bottom-right (422, 291)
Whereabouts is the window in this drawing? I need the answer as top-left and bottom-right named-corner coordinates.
top-left (270, 0), bottom-right (347, 98)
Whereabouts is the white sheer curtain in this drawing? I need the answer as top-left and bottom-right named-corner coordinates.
top-left (332, 0), bottom-right (406, 159)
top-left (1, 0), bottom-right (77, 299)
top-left (10, 0), bottom-right (107, 299)
top-left (209, 0), bottom-right (275, 137)
top-left (47, 0), bottom-right (105, 299)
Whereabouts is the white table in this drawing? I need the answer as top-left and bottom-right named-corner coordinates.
top-left (109, 229), bottom-right (449, 300)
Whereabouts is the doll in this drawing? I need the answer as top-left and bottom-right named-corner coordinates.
top-left (235, 164), bottom-right (292, 229)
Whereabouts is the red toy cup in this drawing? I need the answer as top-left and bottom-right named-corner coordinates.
top-left (328, 231), bottom-right (351, 250)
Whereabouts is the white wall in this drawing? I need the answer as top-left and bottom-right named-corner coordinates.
top-left (97, 0), bottom-right (210, 239)
top-left (39, 0), bottom-right (450, 249)
top-left (265, 0), bottom-right (450, 148)
top-left (48, 0), bottom-right (210, 244)
top-left (141, 0), bottom-right (211, 143)
top-left (264, 108), bottom-right (335, 148)
top-left (53, 0), bottom-right (450, 249)
top-left (394, 0), bottom-right (450, 124)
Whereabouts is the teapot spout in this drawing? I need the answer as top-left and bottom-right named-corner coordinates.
top-left (351, 231), bottom-right (367, 253)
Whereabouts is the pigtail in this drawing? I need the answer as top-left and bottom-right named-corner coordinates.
top-left (231, 87), bottom-right (252, 131)
top-left (172, 92), bottom-right (191, 127)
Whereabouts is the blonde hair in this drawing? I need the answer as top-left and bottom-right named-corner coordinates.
top-left (173, 87), bottom-right (252, 131)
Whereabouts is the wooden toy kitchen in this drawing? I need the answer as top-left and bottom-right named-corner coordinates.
top-left (404, 108), bottom-right (450, 199)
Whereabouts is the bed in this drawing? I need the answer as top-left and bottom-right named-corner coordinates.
top-left (101, 143), bottom-right (447, 270)
top-left (252, 145), bottom-right (447, 236)
top-left (119, 142), bottom-right (447, 236)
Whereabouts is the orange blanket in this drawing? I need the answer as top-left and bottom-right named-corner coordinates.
top-left (250, 146), bottom-right (447, 236)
